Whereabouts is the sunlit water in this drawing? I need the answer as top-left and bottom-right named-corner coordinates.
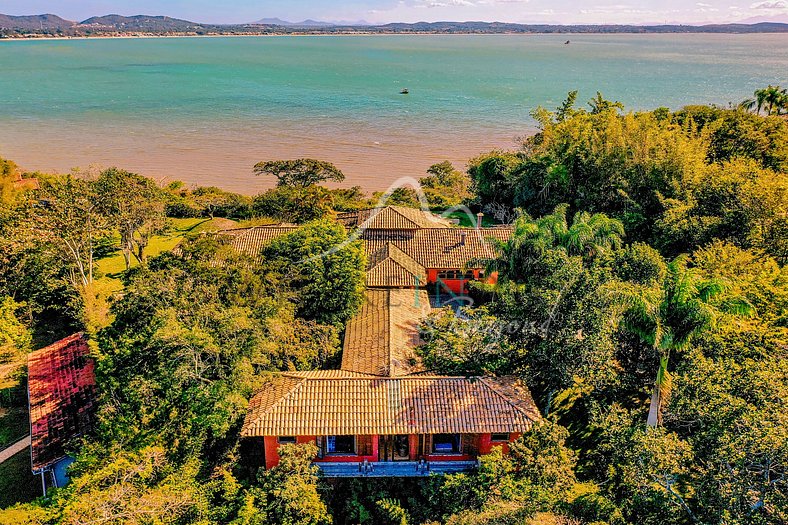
top-left (1, 34), bottom-right (786, 192)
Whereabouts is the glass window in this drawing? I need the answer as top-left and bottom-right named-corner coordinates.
top-left (326, 435), bottom-right (355, 454)
top-left (277, 436), bottom-right (297, 444)
top-left (432, 434), bottom-right (461, 453)
top-left (491, 433), bottom-right (509, 442)
top-left (394, 435), bottom-right (410, 460)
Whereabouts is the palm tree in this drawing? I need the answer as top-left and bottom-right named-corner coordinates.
top-left (761, 85), bottom-right (787, 115)
top-left (484, 204), bottom-right (625, 282)
top-left (741, 85), bottom-right (787, 115)
top-left (623, 256), bottom-right (752, 427)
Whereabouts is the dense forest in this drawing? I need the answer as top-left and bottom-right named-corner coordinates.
top-left (0, 93), bottom-right (786, 524)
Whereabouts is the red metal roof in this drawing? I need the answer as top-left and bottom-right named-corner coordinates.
top-left (28, 333), bottom-right (96, 472)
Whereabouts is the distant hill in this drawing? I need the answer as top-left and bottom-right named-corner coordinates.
top-left (79, 15), bottom-right (205, 31)
top-left (253, 18), bottom-right (334, 27)
top-left (1, 13), bottom-right (786, 36)
top-left (738, 14), bottom-right (788, 24)
top-left (0, 13), bottom-right (74, 31)
top-left (252, 18), bottom-right (369, 27)
top-left (376, 20), bottom-right (788, 34)
top-left (253, 18), bottom-right (294, 26)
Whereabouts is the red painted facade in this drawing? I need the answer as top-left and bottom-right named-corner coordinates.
top-left (426, 269), bottom-right (499, 295)
top-left (262, 432), bottom-right (520, 470)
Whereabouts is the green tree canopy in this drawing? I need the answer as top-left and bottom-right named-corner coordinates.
top-left (94, 167), bottom-right (167, 269)
top-left (254, 159), bottom-right (345, 188)
top-left (261, 220), bottom-right (366, 325)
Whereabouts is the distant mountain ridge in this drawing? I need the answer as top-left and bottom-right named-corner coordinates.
top-left (1, 13), bottom-right (787, 36)
top-left (0, 13), bottom-right (73, 31)
top-left (253, 18), bottom-right (334, 27)
top-left (79, 15), bottom-right (204, 31)
top-left (253, 18), bottom-right (370, 27)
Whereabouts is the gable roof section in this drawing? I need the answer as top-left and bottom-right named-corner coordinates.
top-left (241, 372), bottom-right (538, 437)
top-left (337, 206), bottom-right (452, 229)
top-left (341, 289), bottom-right (430, 377)
top-left (362, 228), bottom-right (512, 269)
top-left (218, 225), bottom-right (512, 271)
top-left (219, 226), bottom-right (299, 260)
top-left (28, 333), bottom-right (96, 472)
top-left (367, 243), bottom-right (427, 288)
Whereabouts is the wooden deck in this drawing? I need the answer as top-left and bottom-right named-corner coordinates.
top-left (315, 460), bottom-right (478, 477)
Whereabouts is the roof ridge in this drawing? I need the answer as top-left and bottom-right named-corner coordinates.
top-left (256, 375), bottom-right (308, 419)
top-left (279, 375), bottom-right (484, 381)
top-left (367, 242), bottom-right (426, 285)
top-left (386, 243), bottom-right (424, 269)
top-left (30, 331), bottom-right (86, 356)
top-left (387, 206), bottom-right (422, 229)
top-left (385, 289), bottom-right (396, 376)
top-left (478, 376), bottom-right (539, 422)
top-left (383, 289), bottom-right (393, 375)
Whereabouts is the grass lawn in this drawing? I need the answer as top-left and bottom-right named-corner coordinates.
top-left (86, 217), bottom-right (238, 329)
top-left (0, 450), bottom-right (40, 508)
top-left (0, 359), bottom-right (28, 449)
top-left (97, 217), bottom-right (237, 284)
top-left (0, 406), bottom-right (28, 449)
top-left (444, 210), bottom-right (500, 228)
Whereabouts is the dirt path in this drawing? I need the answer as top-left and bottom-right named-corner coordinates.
top-left (0, 435), bottom-right (30, 464)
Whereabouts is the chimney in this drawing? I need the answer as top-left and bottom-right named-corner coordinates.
top-left (460, 231), bottom-right (467, 246)
top-left (476, 212), bottom-right (484, 230)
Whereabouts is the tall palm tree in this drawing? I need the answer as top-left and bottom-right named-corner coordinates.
top-left (483, 204), bottom-right (625, 282)
top-left (761, 85), bottom-right (787, 115)
top-left (623, 256), bottom-right (752, 427)
top-left (743, 86), bottom-right (787, 115)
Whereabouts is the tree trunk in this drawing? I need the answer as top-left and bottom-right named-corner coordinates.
top-left (544, 388), bottom-right (555, 417)
top-left (647, 382), bottom-right (661, 427)
top-left (122, 241), bottom-right (132, 270)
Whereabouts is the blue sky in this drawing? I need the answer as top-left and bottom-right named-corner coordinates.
top-left (4, 0), bottom-right (788, 25)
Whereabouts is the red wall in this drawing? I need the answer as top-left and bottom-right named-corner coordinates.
top-left (478, 432), bottom-right (521, 455)
top-left (426, 269), bottom-right (499, 295)
top-left (262, 433), bottom-right (521, 469)
top-left (264, 435), bottom-right (379, 469)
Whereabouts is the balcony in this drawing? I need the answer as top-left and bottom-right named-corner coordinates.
top-left (315, 460), bottom-right (478, 477)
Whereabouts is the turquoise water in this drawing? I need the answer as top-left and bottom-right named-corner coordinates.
top-left (0, 34), bottom-right (786, 191)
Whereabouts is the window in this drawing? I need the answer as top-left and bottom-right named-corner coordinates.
top-left (432, 434), bottom-right (461, 454)
top-left (277, 436), bottom-right (297, 444)
top-left (393, 435), bottom-right (410, 460)
top-left (491, 433), bottom-right (509, 442)
top-left (437, 270), bottom-right (475, 281)
top-left (326, 435), bottom-right (355, 454)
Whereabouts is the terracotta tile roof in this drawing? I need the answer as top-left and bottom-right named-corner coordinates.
top-left (361, 228), bottom-right (512, 269)
top-left (337, 206), bottom-right (452, 229)
top-left (341, 290), bottom-right (431, 377)
top-left (241, 373), bottom-right (538, 437)
top-left (367, 243), bottom-right (427, 288)
top-left (218, 226), bottom-right (299, 257)
top-left (27, 333), bottom-right (96, 472)
top-left (220, 225), bottom-right (511, 272)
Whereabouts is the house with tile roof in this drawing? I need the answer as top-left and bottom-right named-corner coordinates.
top-left (221, 206), bottom-right (513, 295)
top-left (236, 207), bottom-right (539, 477)
top-left (27, 333), bottom-right (96, 492)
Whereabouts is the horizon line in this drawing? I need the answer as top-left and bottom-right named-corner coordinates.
top-left (3, 12), bottom-right (788, 28)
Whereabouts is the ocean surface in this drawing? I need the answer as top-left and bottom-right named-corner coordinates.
top-left (1, 34), bottom-right (786, 192)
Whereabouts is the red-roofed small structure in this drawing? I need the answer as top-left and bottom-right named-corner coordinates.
top-left (27, 333), bottom-right (96, 491)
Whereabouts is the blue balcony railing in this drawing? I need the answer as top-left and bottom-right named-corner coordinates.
top-left (315, 460), bottom-right (478, 477)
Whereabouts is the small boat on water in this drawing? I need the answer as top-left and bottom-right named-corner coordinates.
top-left (400, 88), bottom-right (409, 95)
top-left (565, 40), bottom-right (571, 45)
